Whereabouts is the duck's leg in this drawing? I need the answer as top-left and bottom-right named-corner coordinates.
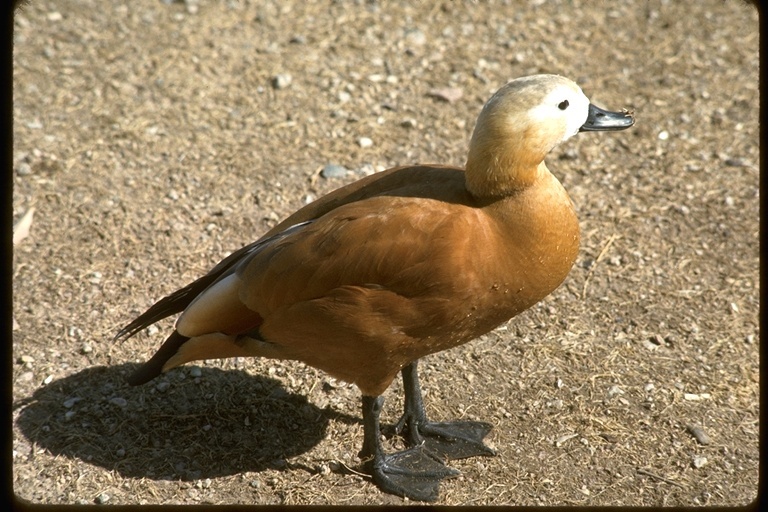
top-left (359, 395), bottom-right (459, 501)
top-left (395, 360), bottom-right (496, 461)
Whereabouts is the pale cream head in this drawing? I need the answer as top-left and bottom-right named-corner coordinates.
top-left (465, 74), bottom-right (593, 198)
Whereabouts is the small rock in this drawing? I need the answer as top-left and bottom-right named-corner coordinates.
top-left (110, 397), bottom-right (128, 408)
top-left (16, 162), bottom-right (32, 176)
top-left (249, 479), bottom-right (261, 489)
top-left (428, 87), bottom-right (463, 103)
top-left (272, 74), bottom-right (292, 89)
top-left (26, 119), bottom-right (43, 130)
top-left (400, 118), bottom-right (417, 128)
top-left (47, 11), bottom-right (63, 21)
top-left (189, 367), bottom-right (202, 378)
top-left (320, 164), bottom-right (348, 179)
top-left (358, 137), bottom-right (373, 148)
top-left (658, 130), bottom-right (669, 140)
top-left (404, 28), bottom-right (427, 46)
top-left (686, 424), bottom-right (711, 445)
top-left (19, 355), bottom-right (35, 364)
top-left (185, 0), bottom-right (199, 14)
top-left (63, 397), bottom-right (82, 408)
top-left (693, 455), bottom-right (708, 468)
top-left (95, 493), bottom-right (110, 504)
top-left (116, 448), bottom-right (126, 457)
top-left (290, 35), bottom-right (307, 44)
top-left (81, 343), bottom-right (93, 354)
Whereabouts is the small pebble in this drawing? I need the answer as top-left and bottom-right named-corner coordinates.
top-left (404, 28), bottom-right (427, 46)
top-left (658, 130), bottom-right (669, 140)
top-left (358, 137), bottom-right (373, 148)
top-left (693, 455), bottom-right (708, 468)
top-left (81, 343), bottom-right (93, 354)
top-left (19, 355), bottom-right (35, 364)
top-left (95, 493), bottom-right (110, 504)
top-left (400, 118), bottom-right (417, 128)
top-left (189, 367), bottom-right (202, 378)
top-left (16, 162), bottom-right (32, 176)
top-left (155, 381), bottom-right (170, 392)
top-left (321, 164), bottom-right (348, 179)
top-left (63, 397), bottom-right (81, 408)
top-left (272, 74), bottom-right (292, 89)
top-left (686, 424), bottom-right (711, 445)
top-left (185, 0), bottom-right (199, 14)
top-left (428, 87), bottom-right (463, 103)
top-left (110, 397), bottom-right (128, 407)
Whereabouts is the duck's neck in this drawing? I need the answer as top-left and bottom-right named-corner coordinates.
top-left (464, 128), bottom-right (550, 199)
top-left (464, 157), bottom-right (545, 200)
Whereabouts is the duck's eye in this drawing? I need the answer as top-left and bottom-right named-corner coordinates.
top-left (558, 100), bottom-right (569, 110)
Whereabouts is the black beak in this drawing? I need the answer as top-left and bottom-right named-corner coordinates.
top-left (580, 104), bottom-right (635, 132)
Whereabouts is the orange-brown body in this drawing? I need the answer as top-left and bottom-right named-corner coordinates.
top-left (117, 74), bottom-right (633, 501)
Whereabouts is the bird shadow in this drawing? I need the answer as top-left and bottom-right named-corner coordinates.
top-left (14, 363), bottom-right (359, 481)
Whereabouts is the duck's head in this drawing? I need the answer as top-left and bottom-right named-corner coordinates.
top-left (465, 74), bottom-right (634, 198)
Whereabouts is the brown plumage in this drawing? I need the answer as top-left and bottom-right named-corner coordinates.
top-left (116, 74), bottom-right (634, 501)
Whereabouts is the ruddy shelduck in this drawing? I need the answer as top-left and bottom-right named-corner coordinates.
top-left (116, 74), bottom-right (634, 501)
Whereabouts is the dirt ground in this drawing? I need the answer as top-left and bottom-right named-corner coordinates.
top-left (11, 0), bottom-right (759, 506)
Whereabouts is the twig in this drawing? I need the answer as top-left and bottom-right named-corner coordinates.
top-left (636, 468), bottom-right (686, 488)
top-left (581, 233), bottom-right (619, 299)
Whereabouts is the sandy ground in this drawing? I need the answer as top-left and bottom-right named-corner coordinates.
top-left (11, 0), bottom-right (759, 506)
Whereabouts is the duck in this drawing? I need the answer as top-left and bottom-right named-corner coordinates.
top-left (115, 74), bottom-right (634, 501)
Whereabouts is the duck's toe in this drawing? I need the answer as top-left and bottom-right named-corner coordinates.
top-left (411, 420), bottom-right (496, 461)
top-left (367, 445), bottom-right (460, 501)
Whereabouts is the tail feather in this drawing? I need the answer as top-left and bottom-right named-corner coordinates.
top-left (113, 239), bottom-right (267, 342)
top-left (114, 222), bottom-right (314, 342)
top-left (127, 330), bottom-right (190, 385)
